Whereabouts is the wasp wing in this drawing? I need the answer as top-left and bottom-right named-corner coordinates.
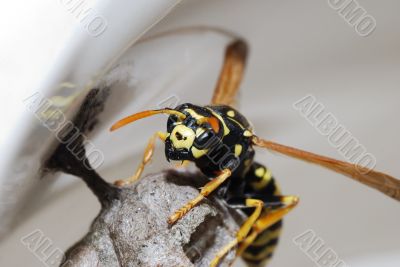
top-left (252, 136), bottom-right (400, 201)
top-left (211, 39), bottom-right (248, 107)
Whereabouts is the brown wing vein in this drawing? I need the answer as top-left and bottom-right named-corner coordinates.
top-left (211, 39), bottom-right (248, 106)
top-left (252, 136), bottom-right (400, 201)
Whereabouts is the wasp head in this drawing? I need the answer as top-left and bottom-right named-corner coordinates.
top-left (164, 103), bottom-right (222, 162)
top-left (110, 103), bottom-right (222, 163)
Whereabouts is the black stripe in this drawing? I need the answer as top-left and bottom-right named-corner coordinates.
top-left (243, 253), bottom-right (273, 265)
top-left (246, 238), bottom-right (279, 254)
top-left (227, 196), bottom-right (286, 210)
top-left (258, 177), bottom-right (278, 194)
top-left (242, 258), bottom-right (264, 266)
top-left (268, 220), bottom-right (283, 231)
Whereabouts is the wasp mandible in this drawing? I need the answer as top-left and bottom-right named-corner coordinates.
top-left (110, 37), bottom-right (400, 267)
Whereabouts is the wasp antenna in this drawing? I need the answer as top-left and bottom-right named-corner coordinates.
top-left (110, 109), bottom-right (186, 131)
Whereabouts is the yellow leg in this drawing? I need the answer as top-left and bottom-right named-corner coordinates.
top-left (237, 196), bottom-right (299, 256)
top-left (114, 131), bottom-right (167, 186)
top-left (168, 169), bottom-right (231, 224)
top-left (210, 199), bottom-right (264, 267)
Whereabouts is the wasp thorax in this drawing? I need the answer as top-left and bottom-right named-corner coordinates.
top-left (170, 124), bottom-right (196, 149)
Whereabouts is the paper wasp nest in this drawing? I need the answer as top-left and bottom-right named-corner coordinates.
top-left (63, 170), bottom-right (241, 267)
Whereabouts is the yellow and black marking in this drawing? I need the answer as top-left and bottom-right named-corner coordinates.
top-left (110, 39), bottom-right (299, 267)
top-left (241, 220), bottom-right (282, 266)
top-left (165, 104), bottom-right (287, 266)
top-left (240, 163), bottom-right (283, 266)
top-left (110, 101), bottom-right (294, 267)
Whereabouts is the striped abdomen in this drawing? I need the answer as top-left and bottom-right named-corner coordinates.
top-left (242, 162), bottom-right (282, 267)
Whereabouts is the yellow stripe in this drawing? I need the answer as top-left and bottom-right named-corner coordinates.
top-left (251, 228), bottom-right (282, 247)
top-left (251, 169), bottom-right (272, 190)
top-left (185, 108), bottom-right (204, 120)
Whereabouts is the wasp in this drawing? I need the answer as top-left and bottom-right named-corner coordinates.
top-left (110, 38), bottom-right (400, 267)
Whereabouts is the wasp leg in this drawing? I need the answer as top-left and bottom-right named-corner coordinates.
top-left (238, 196), bottom-right (299, 257)
top-left (210, 198), bottom-right (264, 267)
top-left (210, 195), bottom-right (298, 266)
top-left (168, 169), bottom-right (231, 224)
top-left (211, 39), bottom-right (248, 106)
top-left (114, 131), bottom-right (167, 187)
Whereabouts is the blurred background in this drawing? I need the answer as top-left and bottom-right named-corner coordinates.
top-left (0, 0), bottom-right (399, 266)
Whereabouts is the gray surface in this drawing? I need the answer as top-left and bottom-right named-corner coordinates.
top-left (63, 171), bottom-right (241, 267)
